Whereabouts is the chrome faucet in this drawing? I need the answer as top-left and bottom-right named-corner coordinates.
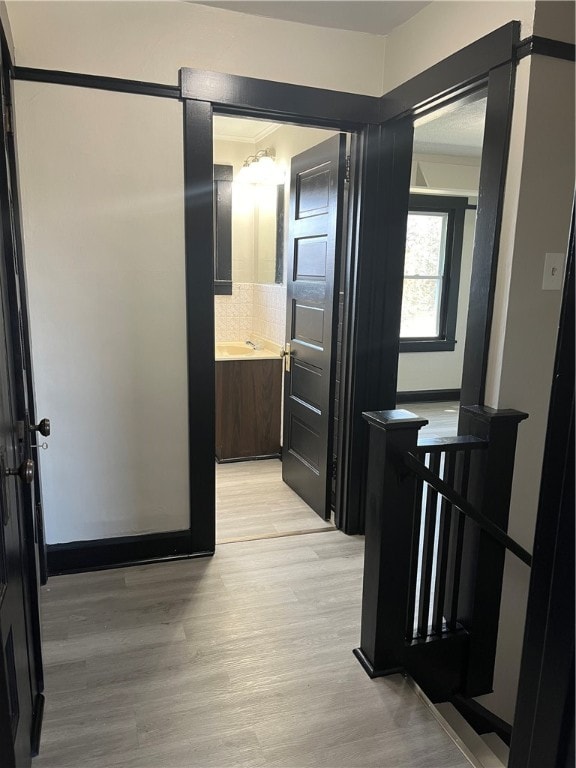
top-left (245, 340), bottom-right (262, 350)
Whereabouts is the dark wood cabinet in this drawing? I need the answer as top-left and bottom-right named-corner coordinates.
top-left (215, 358), bottom-right (282, 461)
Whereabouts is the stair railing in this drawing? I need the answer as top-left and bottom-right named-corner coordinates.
top-left (354, 405), bottom-right (529, 701)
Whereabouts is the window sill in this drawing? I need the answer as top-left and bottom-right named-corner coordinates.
top-left (400, 339), bottom-right (456, 353)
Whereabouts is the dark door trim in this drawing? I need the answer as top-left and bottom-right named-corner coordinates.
top-left (458, 60), bottom-right (516, 411)
top-left (183, 98), bottom-right (216, 554)
top-left (180, 78), bottom-right (376, 550)
top-left (179, 68), bottom-right (380, 127)
top-left (379, 22), bottom-right (519, 121)
top-left (336, 119), bottom-right (413, 533)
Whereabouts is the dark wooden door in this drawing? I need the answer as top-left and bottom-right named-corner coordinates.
top-left (282, 134), bottom-right (346, 518)
top-left (1, 36), bottom-right (48, 590)
top-left (0, 34), bottom-right (44, 768)
top-left (0, 243), bottom-right (35, 767)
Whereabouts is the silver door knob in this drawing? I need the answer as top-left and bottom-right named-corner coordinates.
top-left (30, 418), bottom-right (50, 437)
top-left (5, 458), bottom-right (35, 484)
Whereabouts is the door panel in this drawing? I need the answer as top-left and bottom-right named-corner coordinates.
top-left (282, 134), bottom-right (346, 518)
top-left (0, 245), bottom-right (34, 767)
top-left (0, 38), bottom-right (44, 768)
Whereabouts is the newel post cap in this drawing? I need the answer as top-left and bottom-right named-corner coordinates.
top-left (362, 409), bottom-right (429, 431)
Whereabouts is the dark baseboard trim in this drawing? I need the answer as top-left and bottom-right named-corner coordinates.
top-left (352, 648), bottom-right (403, 680)
top-left (516, 36), bottom-right (576, 63)
top-left (216, 453), bottom-right (281, 464)
top-left (47, 530), bottom-right (213, 576)
top-left (31, 693), bottom-right (44, 757)
top-left (451, 694), bottom-right (513, 746)
top-left (397, 389), bottom-right (461, 404)
top-left (13, 66), bottom-right (180, 100)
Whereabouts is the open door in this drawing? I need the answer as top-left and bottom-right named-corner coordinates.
top-left (282, 134), bottom-right (346, 518)
top-left (0, 36), bottom-right (44, 767)
top-left (0, 242), bottom-right (37, 767)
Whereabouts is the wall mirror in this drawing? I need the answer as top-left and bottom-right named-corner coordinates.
top-left (396, 88), bottom-right (488, 397)
top-left (213, 115), bottom-right (286, 292)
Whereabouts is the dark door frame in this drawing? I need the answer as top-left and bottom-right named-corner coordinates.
top-left (181, 77), bottom-right (377, 552)
top-left (180, 20), bottom-right (522, 544)
top-left (0, 22), bottom-right (45, 764)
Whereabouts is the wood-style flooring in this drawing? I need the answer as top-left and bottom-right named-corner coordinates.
top-left (216, 460), bottom-right (334, 544)
top-left (37, 531), bottom-right (471, 768)
top-left (216, 403), bottom-right (458, 545)
top-left (404, 401), bottom-right (460, 438)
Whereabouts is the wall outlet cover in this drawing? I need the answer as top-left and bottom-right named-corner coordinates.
top-left (542, 252), bottom-right (565, 290)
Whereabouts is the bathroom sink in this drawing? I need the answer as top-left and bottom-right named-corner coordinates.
top-left (218, 344), bottom-right (255, 356)
top-left (215, 342), bottom-right (280, 360)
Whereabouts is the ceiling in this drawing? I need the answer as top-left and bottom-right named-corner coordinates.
top-left (213, 115), bottom-right (279, 142)
top-left (194, 1), bottom-right (430, 36)
top-left (414, 97), bottom-right (488, 158)
top-left (213, 96), bottom-right (488, 158)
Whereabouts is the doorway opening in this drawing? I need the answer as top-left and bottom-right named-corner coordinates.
top-left (212, 115), bottom-right (351, 544)
top-left (396, 90), bottom-right (488, 438)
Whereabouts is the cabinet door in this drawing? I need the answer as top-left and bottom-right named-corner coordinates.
top-left (216, 360), bottom-right (281, 461)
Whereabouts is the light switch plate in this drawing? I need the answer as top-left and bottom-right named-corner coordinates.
top-left (542, 252), bottom-right (565, 290)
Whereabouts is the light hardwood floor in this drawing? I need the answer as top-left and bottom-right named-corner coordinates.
top-left (216, 460), bottom-right (334, 544)
top-left (37, 531), bottom-right (471, 768)
top-left (215, 403), bottom-right (458, 544)
top-left (403, 401), bottom-right (460, 438)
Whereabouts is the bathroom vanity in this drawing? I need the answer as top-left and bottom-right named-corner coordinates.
top-left (215, 343), bottom-right (282, 462)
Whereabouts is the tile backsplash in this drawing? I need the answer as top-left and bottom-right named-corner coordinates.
top-left (214, 283), bottom-right (253, 343)
top-left (252, 284), bottom-right (286, 346)
top-left (215, 283), bottom-right (286, 346)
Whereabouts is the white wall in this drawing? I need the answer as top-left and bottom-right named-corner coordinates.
top-left (381, 1), bottom-right (535, 92)
top-left (6, 1), bottom-right (386, 95)
top-left (14, 81), bottom-right (188, 543)
top-left (533, 0), bottom-right (576, 43)
top-left (0, 2), bottom-right (14, 60)
top-left (478, 53), bottom-right (575, 721)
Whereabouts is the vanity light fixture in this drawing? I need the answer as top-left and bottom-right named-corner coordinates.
top-left (237, 148), bottom-right (284, 185)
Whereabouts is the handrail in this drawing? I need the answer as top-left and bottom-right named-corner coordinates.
top-left (416, 435), bottom-right (488, 454)
top-left (404, 451), bottom-right (533, 567)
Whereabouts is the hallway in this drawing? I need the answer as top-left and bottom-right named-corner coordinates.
top-left (37, 531), bottom-right (471, 768)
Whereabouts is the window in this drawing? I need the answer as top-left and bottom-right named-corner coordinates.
top-left (400, 194), bottom-right (468, 352)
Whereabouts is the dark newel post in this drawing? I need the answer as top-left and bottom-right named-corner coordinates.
top-left (354, 410), bottom-right (428, 678)
top-left (458, 405), bottom-right (528, 696)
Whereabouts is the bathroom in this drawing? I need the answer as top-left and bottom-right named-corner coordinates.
top-left (212, 116), bottom-right (340, 543)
